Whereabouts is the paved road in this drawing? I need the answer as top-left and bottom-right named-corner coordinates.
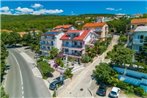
top-left (57, 35), bottom-right (120, 97)
top-left (5, 49), bottom-right (51, 98)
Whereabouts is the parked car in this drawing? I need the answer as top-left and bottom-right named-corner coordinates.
top-left (49, 76), bottom-right (64, 90)
top-left (109, 87), bottom-right (120, 98)
top-left (96, 84), bottom-right (107, 96)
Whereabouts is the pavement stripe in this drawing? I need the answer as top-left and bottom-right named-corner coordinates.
top-left (10, 53), bottom-right (24, 98)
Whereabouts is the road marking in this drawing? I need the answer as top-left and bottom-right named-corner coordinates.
top-left (10, 53), bottom-right (24, 98)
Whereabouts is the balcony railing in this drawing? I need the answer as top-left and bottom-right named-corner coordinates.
top-left (63, 44), bottom-right (83, 48)
top-left (41, 37), bottom-right (56, 40)
top-left (64, 52), bottom-right (82, 56)
top-left (133, 39), bottom-right (144, 44)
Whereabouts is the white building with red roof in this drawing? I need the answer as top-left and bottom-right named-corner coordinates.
top-left (83, 22), bottom-right (109, 41)
top-left (60, 30), bottom-right (95, 59)
top-left (53, 24), bottom-right (75, 32)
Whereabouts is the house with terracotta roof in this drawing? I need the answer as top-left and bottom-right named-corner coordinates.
top-left (128, 26), bottom-right (147, 52)
top-left (53, 24), bottom-right (75, 32)
top-left (40, 31), bottom-right (64, 55)
top-left (83, 22), bottom-right (108, 41)
top-left (60, 30), bottom-right (94, 59)
top-left (131, 18), bottom-right (147, 31)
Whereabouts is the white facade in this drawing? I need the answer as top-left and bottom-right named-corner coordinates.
top-left (40, 31), bottom-right (64, 55)
top-left (83, 23), bottom-right (109, 41)
top-left (61, 30), bottom-right (92, 58)
top-left (131, 26), bottom-right (147, 52)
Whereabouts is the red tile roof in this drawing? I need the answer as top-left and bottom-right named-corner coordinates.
top-left (66, 30), bottom-right (81, 33)
top-left (83, 22), bottom-right (106, 28)
top-left (54, 25), bottom-right (72, 29)
top-left (131, 18), bottom-right (147, 24)
top-left (60, 30), bottom-right (90, 41)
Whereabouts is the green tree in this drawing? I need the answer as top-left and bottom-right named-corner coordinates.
top-left (37, 60), bottom-right (54, 79)
top-left (1, 42), bottom-right (8, 82)
top-left (107, 18), bottom-right (130, 34)
top-left (107, 45), bottom-right (134, 66)
top-left (119, 35), bottom-right (127, 45)
top-left (93, 63), bottom-right (116, 84)
top-left (49, 47), bottom-right (59, 59)
top-left (64, 68), bottom-right (73, 79)
top-left (81, 54), bottom-right (92, 63)
top-left (9, 32), bottom-right (21, 45)
top-left (1, 87), bottom-right (9, 98)
top-left (55, 58), bottom-right (64, 67)
top-left (1, 32), bottom-right (10, 44)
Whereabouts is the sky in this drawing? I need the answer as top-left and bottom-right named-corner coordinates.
top-left (0, 1), bottom-right (147, 15)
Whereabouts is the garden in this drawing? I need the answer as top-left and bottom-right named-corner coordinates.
top-left (81, 37), bottom-right (112, 63)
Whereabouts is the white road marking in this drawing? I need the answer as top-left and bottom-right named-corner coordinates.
top-left (10, 53), bottom-right (24, 98)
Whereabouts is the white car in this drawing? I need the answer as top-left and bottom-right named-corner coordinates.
top-left (109, 87), bottom-right (120, 98)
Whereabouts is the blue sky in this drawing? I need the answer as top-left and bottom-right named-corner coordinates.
top-left (0, 1), bottom-right (147, 15)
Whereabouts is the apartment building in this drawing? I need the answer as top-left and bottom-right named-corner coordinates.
top-left (129, 26), bottom-right (147, 52)
top-left (60, 30), bottom-right (93, 59)
top-left (53, 24), bottom-right (75, 32)
top-left (131, 18), bottom-right (147, 31)
top-left (83, 22), bottom-right (109, 41)
top-left (40, 31), bottom-right (64, 55)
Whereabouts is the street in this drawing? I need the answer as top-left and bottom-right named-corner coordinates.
top-left (5, 49), bottom-right (51, 98)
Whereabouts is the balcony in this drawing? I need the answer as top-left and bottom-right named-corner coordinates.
top-left (133, 39), bottom-right (144, 45)
top-left (40, 42), bottom-right (54, 46)
top-left (62, 44), bottom-right (84, 51)
top-left (41, 36), bottom-right (56, 40)
top-left (94, 28), bottom-right (102, 33)
top-left (64, 52), bottom-right (82, 58)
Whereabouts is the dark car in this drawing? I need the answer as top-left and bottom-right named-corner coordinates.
top-left (49, 76), bottom-right (64, 90)
top-left (96, 84), bottom-right (107, 96)
top-left (49, 81), bottom-right (60, 90)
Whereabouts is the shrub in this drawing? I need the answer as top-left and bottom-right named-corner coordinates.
top-left (55, 58), bottom-right (64, 67)
top-left (64, 68), bottom-right (73, 79)
top-left (37, 60), bottom-right (54, 79)
top-left (116, 81), bottom-right (129, 90)
top-left (53, 91), bottom-right (56, 97)
top-left (134, 87), bottom-right (144, 96)
top-left (81, 54), bottom-right (92, 63)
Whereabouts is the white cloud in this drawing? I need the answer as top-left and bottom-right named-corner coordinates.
top-left (106, 8), bottom-right (122, 11)
top-left (106, 8), bottom-right (115, 11)
top-left (116, 13), bottom-right (126, 16)
top-left (16, 7), bottom-right (34, 14)
top-left (32, 3), bottom-right (43, 8)
top-left (0, 6), bottom-right (9, 12)
top-left (32, 9), bottom-right (63, 15)
top-left (0, 6), bottom-right (12, 15)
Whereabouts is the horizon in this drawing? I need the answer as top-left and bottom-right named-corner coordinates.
top-left (1, 1), bottom-right (147, 15)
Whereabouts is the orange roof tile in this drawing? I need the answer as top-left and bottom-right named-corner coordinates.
top-left (60, 30), bottom-right (90, 41)
top-left (131, 18), bottom-right (147, 24)
top-left (83, 22), bottom-right (106, 28)
top-left (54, 25), bottom-right (72, 29)
top-left (66, 30), bottom-right (81, 33)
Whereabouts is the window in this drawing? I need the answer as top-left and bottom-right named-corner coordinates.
top-left (51, 41), bottom-right (54, 45)
top-left (66, 41), bottom-right (69, 45)
top-left (65, 49), bottom-right (69, 52)
top-left (140, 35), bottom-right (144, 39)
top-left (74, 42), bottom-right (77, 45)
top-left (139, 46), bottom-right (142, 51)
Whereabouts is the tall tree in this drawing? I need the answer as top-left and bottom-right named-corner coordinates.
top-left (49, 47), bottom-right (59, 59)
top-left (107, 45), bottom-right (134, 66)
top-left (93, 63), bottom-right (116, 84)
